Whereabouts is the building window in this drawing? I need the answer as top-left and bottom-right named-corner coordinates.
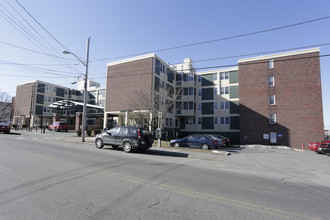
top-left (220, 72), bottom-right (229, 80)
top-left (198, 75), bottom-right (202, 82)
top-left (214, 88), bottom-right (218, 96)
top-left (189, 101), bottom-right (194, 110)
top-left (220, 101), bottom-right (229, 109)
top-left (160, 80), bottom-right (165, 89)
top-left (184, 87), bottom-right (194, 96)
top-left (184, 73), bottom-right (194, 82)
top-left (198, 103), bottom-right (202, 110)
top-left (220, 87), bottom-right (229, 95)
top-left (268, 59), bottom-right (274, 69)
top-left (269, 94), bottom-right (276, 105)
top-left (268, 76), bottom-right (275, 87)
top-left (220, 117), bottom-right (230, 125)
top-left (189, 87), bottom-right (194, 95)
top-left (269, 113), bottom-right (276, 124)
top-left (198, 88), bottom-right (202, 96)
top-left (214, 102), bottom-right (218, 110)
top-left (198, 117), bottom-right (202, 125)
top-left (186, 117), bottom-right (195, 125)
top-left (214, 117), bottom-right (218, 124)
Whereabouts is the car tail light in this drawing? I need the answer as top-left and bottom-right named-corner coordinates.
top-left (213, 141), bottom-right (219, 144)
top-left (137, 129), bottom-right (141, 140)
top-left (221, 140), bottom-right (225, 144)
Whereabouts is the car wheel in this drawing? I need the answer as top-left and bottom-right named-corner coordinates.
top-left (112, 145), bottom-right (118, 150)
top-left (174, 142), bottom-right (180, 148)
top-left (95, 138), bottom-right (104, 149)
top-left (123, 141), bottom-right (132, 153)
top-left (201, 144), bottom-right (209, 150)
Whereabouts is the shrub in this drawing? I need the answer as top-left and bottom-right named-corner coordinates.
top-left (76, 130), bottom-right (82, 137)
top-left (93, 129), bottom-right (102, 136)
top-left (86, 130), bottom-right (92, 136)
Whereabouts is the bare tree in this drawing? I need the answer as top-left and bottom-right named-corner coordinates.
top-left (126, 86), bottom-right (179, 130)
top-left (0, 90), bottom-right (12, 123)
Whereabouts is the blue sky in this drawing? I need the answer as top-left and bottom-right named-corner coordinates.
top-left (0, 0), bottom-right (329, 129)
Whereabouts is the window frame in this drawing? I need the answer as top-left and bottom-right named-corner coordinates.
top-left (268, 76), bottom-right (275, 87)
top-left (268, 59), bottom-right (274, 69)
top-left (269, 113), bottom-right (277, 124)
top-left (269, 94), bottom-right (276, 105)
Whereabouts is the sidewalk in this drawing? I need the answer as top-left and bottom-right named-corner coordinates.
top-left (17, 129), bottom-right (232, 159)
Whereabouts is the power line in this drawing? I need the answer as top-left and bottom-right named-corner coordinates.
top-left (89, 53), bottom-right (330, 80)
top-left (0, 40), bottom-right (77, 61)
top-left (0, 59), bottom-right (79, 76)
top-left (0, 1), bottom-right (82, 75)
top-left (181, 43), bottom-right (330, 64)
top-left (5, 0), bottom-right (81, 74)
top-left (89, 44), bottom-right (329, 76)
top-left (91, 15), bottom-right (330, 62)
top-left (14, 0), bottom-right (71, 53)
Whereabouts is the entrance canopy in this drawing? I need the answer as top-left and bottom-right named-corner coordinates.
top-left (49, 100), bottom-right (104, 116)
top-left (48, 100), bottom-right (104, 110)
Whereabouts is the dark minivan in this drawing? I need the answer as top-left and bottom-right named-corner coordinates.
top-left (95, 126), bottom-right (154, 153)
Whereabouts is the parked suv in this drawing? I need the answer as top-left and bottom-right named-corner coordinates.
top-left (95, 126), bottom-right (154, 153)
top-left (48, 122), bottom-right (68, 132)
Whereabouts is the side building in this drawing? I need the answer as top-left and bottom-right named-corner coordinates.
top-left (13, 80), bottom-right (83, 128)
top-left (238, 48), bottom-right (324, 148)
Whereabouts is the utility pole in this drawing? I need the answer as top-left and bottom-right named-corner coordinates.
top-left (63, 37), bottom-right (90, 142)
top-left (29, 84), bottom-right (36, 132)
top-left (81, 37), bottom-right (90, 142)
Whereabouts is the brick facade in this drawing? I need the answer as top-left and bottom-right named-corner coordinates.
top-left (106, 57), bottom-right (154, 111)
top-left (239, 49), bottom-right (324, 148)
top-left (14, 82), bottom-right (35, 117)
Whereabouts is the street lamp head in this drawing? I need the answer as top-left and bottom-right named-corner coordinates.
top-left (63, 51), bottom-right (71, 54)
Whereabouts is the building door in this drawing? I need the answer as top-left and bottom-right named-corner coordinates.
top-left (270, 132), bottom-right (277, 144)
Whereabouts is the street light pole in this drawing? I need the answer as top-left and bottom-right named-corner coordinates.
top-left (81, 37), bottom-right (90, 142)
top-left (63, 37), bottom-right (90, 142)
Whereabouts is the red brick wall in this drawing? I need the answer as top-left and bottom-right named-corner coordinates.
top-left (239, 51), bottom-right (324, 148)
top-left (106, 57), bottom-right (153, 111)
top-left (14, 82), bottom-right (35, 116)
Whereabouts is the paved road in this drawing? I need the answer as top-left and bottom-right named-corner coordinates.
top-left (0, 132), bottom-right (329, 220)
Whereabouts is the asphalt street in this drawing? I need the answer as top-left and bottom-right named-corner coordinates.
top-left (0, 131), bottom-right (329, 220)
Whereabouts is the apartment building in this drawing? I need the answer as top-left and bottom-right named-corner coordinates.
top-left (104, 48), bottom-right (324, 147)
top-left (104, 54), bottom-right (176, 131)
top-left (238, 48), bottom-right (324, 148)
top-left (13, 80), bottom-right (83, 128)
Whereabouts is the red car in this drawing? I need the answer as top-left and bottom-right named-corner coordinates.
top-left (308, 140), bottom-right (330, 152)
top-left (0, 122), bottom-right (10, 134)
top-left (48, 122), bottom-right (68, 132)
